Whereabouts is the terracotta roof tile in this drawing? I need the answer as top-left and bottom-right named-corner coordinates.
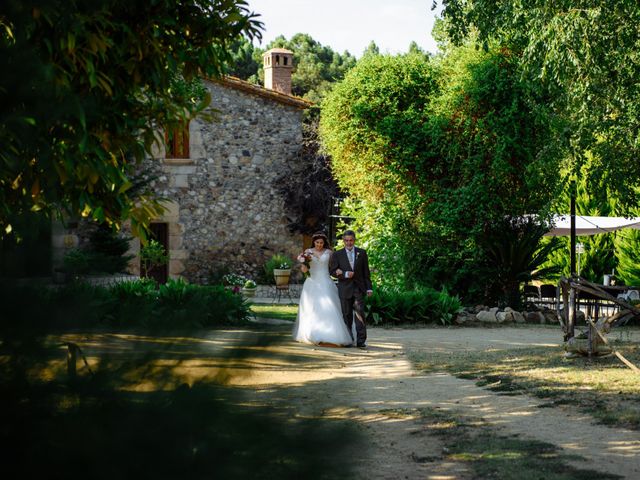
top-left (205, 75), bottom-right (313, 109)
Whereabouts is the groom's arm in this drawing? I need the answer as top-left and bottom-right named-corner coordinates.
top-left (362, 251), bottom-right (373, 293)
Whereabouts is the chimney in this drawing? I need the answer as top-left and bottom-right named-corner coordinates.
top-left (263, 48), bottom-right (293, 95)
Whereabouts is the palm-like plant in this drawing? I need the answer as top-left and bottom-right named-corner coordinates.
top-left (481, 216), bottom-right (562, 308)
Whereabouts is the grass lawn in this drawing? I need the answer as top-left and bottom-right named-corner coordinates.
top-left (408, 331), bottom-right (640, 430)
top-left (250, 304), bottom-right (298, 321)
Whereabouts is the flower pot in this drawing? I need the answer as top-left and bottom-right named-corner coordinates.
top-left (273, 268), bottom-right (291, 287)
top-left (242, 287), bottom-right (257, 298)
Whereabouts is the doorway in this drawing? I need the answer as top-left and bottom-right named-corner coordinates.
top-left (143, 222), bottom-right (169, 284)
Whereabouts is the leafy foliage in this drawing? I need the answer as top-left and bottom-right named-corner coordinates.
top-left (365, 286), bottom-right (462, 325)
top-left (140, 239), bottom-right (168, 278)
top-left (321, 46), bottom-right (561, 304)
top-left (86, 223), bottom-right (134, 273)
top-left (261, 253), bottom-right (293, 285)
top-left (540, 161), bottom-right (619, 283)
top-left (225, 35), bottom-right (261, 80)
top-left (1, 278), bottom-right (251, 332)
top-left (0, 0), bottom-right (262, 238)
top-left (278, 115), bottom-right (341, 235)
top-left (437, 0), bottom-right (640, 212)
top-left (615, 228), bottom-right (640, 287)
top-left (480, 216), bottom-right (562, 308)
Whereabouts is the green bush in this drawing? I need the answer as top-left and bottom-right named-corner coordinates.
top-left (140, 240), bottom-right (168, 278)
top-left (87, 224), bottom-right (134, 273)
top-left (106, 278), bottom-right (159, 326)
top-left (0, 279), bottom-right (252, 335)
top-left (63, 248), bottom-right (93, 275)
top-left (365, 286), bottom-right (461, 325)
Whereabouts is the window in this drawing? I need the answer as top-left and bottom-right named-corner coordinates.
top-left (165, 121), bottom-right (190, 159)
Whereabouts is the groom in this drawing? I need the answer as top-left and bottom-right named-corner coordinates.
top-left (329, 230), bottom-right (373, 348)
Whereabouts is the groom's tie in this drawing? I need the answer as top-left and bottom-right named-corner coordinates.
top-left (347, 249), bottom-right (355, 270)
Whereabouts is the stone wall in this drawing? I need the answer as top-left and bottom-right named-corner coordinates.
top-left (140, 79), bottom-right (305, 283)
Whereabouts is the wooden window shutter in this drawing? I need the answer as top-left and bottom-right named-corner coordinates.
top-left (165, 121), bottom-right (190, 159)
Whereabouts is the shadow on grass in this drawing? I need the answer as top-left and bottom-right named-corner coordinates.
top-left (420, 408), bottom-right (622, 480)
top-left (0, 326), bottom-right (358, 479)
top-left (409, 342), bottom-right (640, 430)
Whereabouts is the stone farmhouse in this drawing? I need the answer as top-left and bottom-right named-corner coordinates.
top-left (52, 48), bottom-right (312, 284)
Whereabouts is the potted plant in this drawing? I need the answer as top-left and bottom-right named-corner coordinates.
top-left (222, 273), bottom-right (247, 294)
top-left (265, 254), bottom-right (292, 287)
top-left (140, 239), bottom-right (169, 279)
top-left (242, 279), bottom-right (257, 298)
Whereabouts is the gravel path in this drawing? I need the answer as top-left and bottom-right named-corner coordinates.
top-left (228, 326), bottom-right (640, 479)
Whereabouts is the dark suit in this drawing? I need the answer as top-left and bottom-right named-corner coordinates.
top-left (329, 247), bottom-right (373, 346)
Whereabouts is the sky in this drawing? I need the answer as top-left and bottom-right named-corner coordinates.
top-left (246, 0), bottom-right (442, 57)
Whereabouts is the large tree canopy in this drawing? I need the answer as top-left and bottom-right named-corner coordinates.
top-left (437, 0), bottom-right (640, 212)
top-left (320, 46), bottom-right (562, 302)
top-left (0, 0), bottom-right (262, 237)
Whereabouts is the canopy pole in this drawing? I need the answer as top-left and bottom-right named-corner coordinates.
top-left (569, 180), bottom-right (577, 339)
top-left (570, 181), bottom-right (576, 276)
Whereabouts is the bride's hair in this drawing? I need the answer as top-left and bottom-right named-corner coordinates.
top-left (311, 232), bottom-right (331, 250)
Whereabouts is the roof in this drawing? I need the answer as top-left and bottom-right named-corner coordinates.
top-left (265, 48), bottom-right (293, 54)
top-left (206, 75), bottom-right (313, 109)
top-left (545, 215), bottom-right (640, 236)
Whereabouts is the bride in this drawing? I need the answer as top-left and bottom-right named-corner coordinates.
top-left (292, 232), bottom-right (354, 346)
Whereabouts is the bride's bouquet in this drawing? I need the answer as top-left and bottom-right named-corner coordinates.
top-left (297, 250), bottom-right (312, 278)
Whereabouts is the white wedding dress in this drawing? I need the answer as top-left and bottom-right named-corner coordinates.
top-left (292, 249), bottom-right (354, 346)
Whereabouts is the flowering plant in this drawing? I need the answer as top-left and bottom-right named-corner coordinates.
top-left (297, 249), bottom-right (313, 278)
top-left (222, 273), bottom-right (247, 294)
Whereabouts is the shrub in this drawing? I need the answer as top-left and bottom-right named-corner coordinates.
top-left (140, 240), bottom-right (168, 278)
top-left (106, 278), bottom-right (158, 326)
top-left (365, 286), bottom-right (461, 325)
top-left (63, 248), bottom-right (93, 275)
top-left (87, 224), bottom-right (134, 273)
top-left (0, 279), bottom-right (252, 334)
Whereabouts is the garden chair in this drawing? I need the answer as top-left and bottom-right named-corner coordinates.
top-left (539, 284), bottom-right (558, 309)
top-left (523, 284), bottom-right (540, 305)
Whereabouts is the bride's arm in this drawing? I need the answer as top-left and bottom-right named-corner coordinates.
top-left (329, 250), bottom-right (342, 277)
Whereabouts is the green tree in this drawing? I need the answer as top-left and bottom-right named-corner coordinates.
top-left (87, 222), bottom-right (134, 273)
top-left (362, 40), bottom-right (380, 57)
top-left (277, 115), bottom-right (341, 235)
top-left (225, 35), bottom-right (261, 80)
top-left (615, 228), bottom-right (640, 287)
top-left (437, 0), bottom-right (640, 212)
top-left (541, 154), bottom-right (618, 283)
top-left (407, 41), bottom-right (426, 56)
top-left (481, 216), bottom-right (561, 308)
top-left (0, 0), bottom-right (262, 238)
top-left (321, 45), bottom-right (561, 303)
top-left (239, 33), bottom-right (357, 102)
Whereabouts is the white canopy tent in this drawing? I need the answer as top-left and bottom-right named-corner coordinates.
top-left (545, 215), bottom-right (640, 236)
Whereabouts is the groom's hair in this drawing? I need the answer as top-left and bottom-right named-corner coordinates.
top-left (342, 229), bottom-right (356, 239)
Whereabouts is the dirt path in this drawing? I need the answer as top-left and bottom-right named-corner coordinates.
top-left (223, 326), bottom-right (640, 479)
top-left (68, 325), bottom-right (640, 478)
